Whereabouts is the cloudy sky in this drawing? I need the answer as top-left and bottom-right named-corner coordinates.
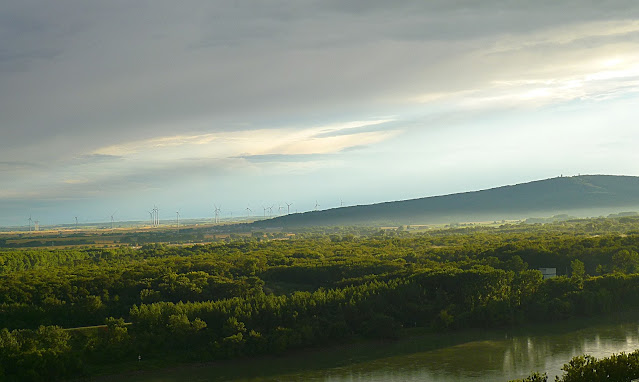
top-left (2, 1), bottom-right (639, 226)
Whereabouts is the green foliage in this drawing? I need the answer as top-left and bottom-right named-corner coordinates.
top-left (612, 249), bottom-right (639, 274)
top-left (570, 259), bottom-right (586, 286)
top-left (518, 350), bottom-right (639, 381)
top-left (508, 372), bottom-right (548, 382)
top-left (0, 325), bottom-right (82, 381)
top-left (2, 217), bottom-right (639, 378)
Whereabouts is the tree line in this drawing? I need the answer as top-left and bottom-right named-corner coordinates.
top-left (2, 218), bottom-right (639, 380)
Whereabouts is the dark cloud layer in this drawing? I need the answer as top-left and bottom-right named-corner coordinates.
top-left (3, 1), bottom-right (638, 160)
top-left (2, 1), bottom-right (639, 225)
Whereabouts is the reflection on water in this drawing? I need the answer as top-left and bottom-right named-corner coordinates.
top-left (271, 321), bottom-right (639, 382)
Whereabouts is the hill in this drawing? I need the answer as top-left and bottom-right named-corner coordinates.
top-left (252, 175), bottom-right (639, 227)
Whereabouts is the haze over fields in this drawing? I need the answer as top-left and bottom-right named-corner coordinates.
top-left (253, 175), bottom-right (639, 227)
top-left (2, 2), bottom-right (639, 226)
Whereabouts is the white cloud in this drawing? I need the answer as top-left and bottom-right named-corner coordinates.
top-left (0, 118), bottom-right (399, 204)
top-left (93, 118), bottom-right (397, 160)
top-left (405, 19), bottom-right (639, 111)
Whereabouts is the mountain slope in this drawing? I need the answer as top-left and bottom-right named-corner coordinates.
top-left (253, 175), bottom-right (639, 227)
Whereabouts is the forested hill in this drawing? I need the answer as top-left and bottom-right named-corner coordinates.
top-left (253, 175), bottom-right (639, 227)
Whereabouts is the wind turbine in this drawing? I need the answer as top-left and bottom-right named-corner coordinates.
top-left (314, 200), bottom-right (320, 211)
top-left (214, 204), bottom-right (221, 224)
top-left (268, 205), bottom-right (274, 217)
top-left (246, 206), bottom-right (252, 218)
top-left (340, 198), bottom-right (344, 207)
top-left (147, 210), bottom-right (154, 227)
top-left (286, 202), bottom-right (292, 215)
top-left (28, 215), bottom-right (33, 232)
top-left (278, 205), bottom-right (284, 215)
top-left (75, 216), bottom-right (78, 230)
top-left (262, 206), bottom-right (267, 218)
top-left (110, 211), bottom-right (117, 231)
top-left (175, 210), bottom-right (181, 233)
top-left (152, 205), bottom-right (159, 227)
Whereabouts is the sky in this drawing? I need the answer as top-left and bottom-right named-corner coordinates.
top-left (2, 1), bottom-right (639, 227)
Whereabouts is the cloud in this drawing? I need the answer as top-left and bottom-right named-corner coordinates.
top-left (92, 119), bottom-right (398, 160)
top-left (402, 19), bottom-right (639, 111)
top-left (4, 1), bottom-right (637, 162)
top-left (2, 1), bottom-right (639, 225)
top-left (237, 153), bottom-right (334, 163)
top-left (0, 160), bottom-right (41, 170)
top-left (75, 154), bottom-right (124, 163)
top-left (311, 119), bottom-right (396, 138)
top-left (0, 118), bottom-right (399, 204)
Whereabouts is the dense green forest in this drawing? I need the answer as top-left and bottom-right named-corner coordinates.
top-left (4, 217), bottom-right (639, 380)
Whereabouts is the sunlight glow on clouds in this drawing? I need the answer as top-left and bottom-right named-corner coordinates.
top-left (411, 54), bottom-right (639, 110)
top-left (2, 2), bottom-right (639, 225)
top-left (0, 119), bottom-right (400, 203)
top-left (407, 18), bottom-right (639, 111)
top-left (489, 19), bottom-right (639, 53)
top-left (93, 119), bottom-right (397, 161)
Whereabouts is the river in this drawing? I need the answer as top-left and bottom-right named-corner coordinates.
top-left (113, 314), bottom-right (639, 382)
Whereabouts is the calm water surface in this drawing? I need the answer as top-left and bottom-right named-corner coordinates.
top-left (253, 320), bottom-right (639, 382)
top-left (119, 317), bottom-right (639, 382)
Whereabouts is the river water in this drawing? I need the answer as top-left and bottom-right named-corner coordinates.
top-left (247, 319), bottom-right (639, 382)
top-left (118, 316), bottom-right (639, 382)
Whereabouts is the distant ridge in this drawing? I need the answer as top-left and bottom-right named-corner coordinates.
top-left (252, 175), bottom-right (639, 227)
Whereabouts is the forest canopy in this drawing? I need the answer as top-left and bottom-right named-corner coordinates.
top-left (3, 216), bottom-right (639, 380)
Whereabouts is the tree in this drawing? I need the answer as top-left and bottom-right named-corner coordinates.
top-left (612, 250), bottom-right (639, 274)
top-left (570, 259), bottom-right (586, 287)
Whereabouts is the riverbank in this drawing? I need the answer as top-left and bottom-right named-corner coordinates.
top-left (88, 309), bottom-right (639, 382)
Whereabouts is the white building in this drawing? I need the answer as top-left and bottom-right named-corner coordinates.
top-left (538, 268), bottom-right (556, 279)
